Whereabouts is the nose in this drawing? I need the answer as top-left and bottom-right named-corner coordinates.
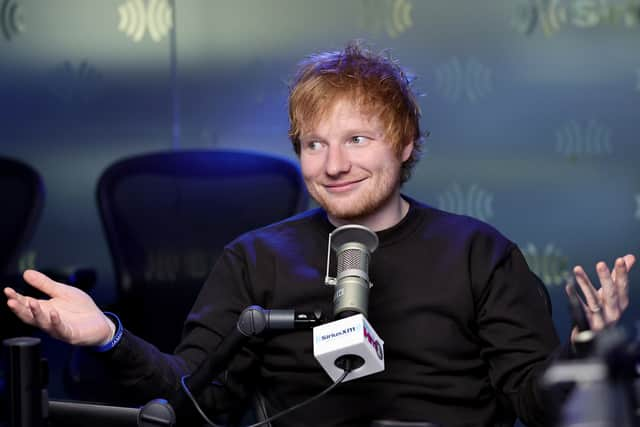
top-left (325, 144), bottom-right (351, 176)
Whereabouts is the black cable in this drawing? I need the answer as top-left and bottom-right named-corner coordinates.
top-left (181, 362), bottom-right (354, 427)
top-left (245, 368), bottom-right (350, 427)
top-left (180, 374), bottom-right (225, 427)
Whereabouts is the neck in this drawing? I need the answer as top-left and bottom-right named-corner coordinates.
top-left (328, 192), bottom-right (409, 232)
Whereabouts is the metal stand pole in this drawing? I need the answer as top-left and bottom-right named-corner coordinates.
top-left (3, 337), bottom-right (44, 427)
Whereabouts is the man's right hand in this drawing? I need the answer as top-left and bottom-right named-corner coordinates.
top-left (3, 269), bottom-right (115, 346)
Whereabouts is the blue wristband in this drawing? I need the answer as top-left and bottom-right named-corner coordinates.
top-left (93, 312), bottom-right (123, 353)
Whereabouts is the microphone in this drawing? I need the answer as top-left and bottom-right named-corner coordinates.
top-left (176, 306), bottom-right (323, 410)
top-left (324, 224), bottom-right (379, 319)
top-left (263, 308), bottom-right (325, 329)
top-left (313, 224), bottom-right (384, 383)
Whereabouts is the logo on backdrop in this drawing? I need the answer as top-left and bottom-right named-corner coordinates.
top-left (512, 0), bottom-right (640, 37)
top-left (435, 57), bottom-right (493, 104)
top-left (117, 0), bottom-right (173, 43)
top-left (17, 250), bottom-right (36, 272)
top-left (437, 183), bottom-right (495, 223)
top-left (47, 60), bottom-right (103, 104)
top-left (522, 243), bottom-right (571, 287)
top-left (358, 0), bottom-right (414, 39)
top-left (384, 0), bottom-right (413, 38)
top-left (511, 0), bottom-right (539, 35)
top-left (0, 0), bottom-right (24, 41)
top-left (635, 194), bottom-right (640, 221)
top-left (554, 119), bottom-right (613, 162)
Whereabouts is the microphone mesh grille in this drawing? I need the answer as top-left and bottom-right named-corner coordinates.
top-left (337, 248), bottom-right (368, 274)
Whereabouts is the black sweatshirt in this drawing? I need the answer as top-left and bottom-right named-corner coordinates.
top-left (103, 197), bottom-right (560, 427)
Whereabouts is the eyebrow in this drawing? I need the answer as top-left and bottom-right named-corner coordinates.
top-left (299, 134), bottom-right (323, 144)
top-left (301, 128), bottom-right (383, 141)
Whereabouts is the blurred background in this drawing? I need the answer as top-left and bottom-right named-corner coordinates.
top-left (0, 0), bottom-right (639, 419)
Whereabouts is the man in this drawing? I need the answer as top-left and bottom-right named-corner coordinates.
top-left (4, 42), bottom-right (635, 426)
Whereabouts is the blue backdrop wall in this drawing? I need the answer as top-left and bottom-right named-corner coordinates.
top-left (1, 0), bottom-right (639, 412)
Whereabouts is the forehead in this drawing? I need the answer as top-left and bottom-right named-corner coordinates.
top-left (302, 97), bottom-right (384, 136)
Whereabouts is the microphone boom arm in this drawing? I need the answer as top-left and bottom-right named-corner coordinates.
top-left (175, 305), bottom-right (322, 411)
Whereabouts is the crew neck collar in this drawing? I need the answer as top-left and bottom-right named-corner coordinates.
top-left (313, 195), bottom-right (425, 247)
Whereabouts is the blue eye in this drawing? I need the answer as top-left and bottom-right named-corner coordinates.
top-left (350, 136), bottom-right (366, 144)
top-left (306, 141), bottom-right (323, 151)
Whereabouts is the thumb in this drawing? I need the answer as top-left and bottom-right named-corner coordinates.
top-left (22, 269), bottom-right (65, 298)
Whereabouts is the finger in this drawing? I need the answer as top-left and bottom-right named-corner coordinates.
top-left (6, 286), bottom-right (60, 317)
top-left (49, 309), bottom-right (72, 342)
top-left (611, 254), bottom-right (635, 279)
top-left (565, 281), bottom-right (590, 331)
top-left (26, 298), bottom-right (52, 332)
top-left (22, 269), bottom-right (65, 298)
top-left (570, 269), bottom-right (607, 330)
top-left (5, 288), bottom-right (31, 316)
top-left (596, 261), bottom-right (620, 321)
top-left (4, 287), bottom-right (26, 304)
top-left (573, 265), bottom-right (608, 330)
top-left (623, 254), bottom-right (636, 270)
top-left (580, 297), bottom-right (606, 331)
top-left (612, 257), bottom-right (630, 310)
top-left (573, 266), bottom-right (601, 313)
top-left (612, 254), bottom-right (637, 282)
top-left (6, 297), bottom-right (36, 325)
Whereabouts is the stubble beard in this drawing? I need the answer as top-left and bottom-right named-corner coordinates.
top-left (307, 167), bottom-right (401, 222)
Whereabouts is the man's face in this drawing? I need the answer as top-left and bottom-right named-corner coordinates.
top-left (299, 98), bottom-right (412, 223)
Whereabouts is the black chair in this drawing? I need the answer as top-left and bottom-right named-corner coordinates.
top-left (0, 156), bottom-right (44, 277)
top-left (0, 156), bottom-right (44, 425)
top-left (0, 156), bottom-right (45, 341)
top-left (95, 149), bottom-right (308, 354)
top-left (64, 149), bottom-right (307, 423)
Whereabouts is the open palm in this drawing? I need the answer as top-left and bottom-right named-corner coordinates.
top-left (4, 269), bottom-right (113, 346)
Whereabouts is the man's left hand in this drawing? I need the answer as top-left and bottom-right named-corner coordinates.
top-left (566, 254), bottom-right (636, 341)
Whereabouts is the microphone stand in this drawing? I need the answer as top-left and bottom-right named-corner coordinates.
top-left (178, 306), bottom-right (267, 408)
top-left (3, 337), bottom-right (45, 427)
top-left (174, 305), bottom-right (322, 411)
top-left (542, 325), bottom-right (640, 427)
top-left (173, 305), bottom-right (276, 410)
top-left (2, 337), bottom-right (175, 427)
top-left (3, 306), bottom-right (322, 427)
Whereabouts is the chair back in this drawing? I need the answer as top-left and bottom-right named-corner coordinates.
top-left (0, 156), bottom-right (43, 410)
top-left (0, 156), bottom-right (44, 275)
top-left (97, 149), bottom-right (308, 352)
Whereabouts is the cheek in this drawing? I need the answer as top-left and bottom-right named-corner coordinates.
top-left (300, 155), bottom-right (323, 179)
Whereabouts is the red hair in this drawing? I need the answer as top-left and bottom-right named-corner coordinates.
top-left (288, 41), bottom-right (424, 182)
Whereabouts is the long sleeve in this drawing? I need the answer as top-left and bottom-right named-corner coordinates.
top-left (474, 244), bottom-right (560, 425)
top-left (98, 246), bottom-right (260, 417)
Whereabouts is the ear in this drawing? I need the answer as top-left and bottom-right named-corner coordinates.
top-left (400, 140), bottom-right (414, 162)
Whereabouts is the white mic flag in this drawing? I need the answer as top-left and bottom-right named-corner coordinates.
top-left (313, 314), bottom-right (384, 382)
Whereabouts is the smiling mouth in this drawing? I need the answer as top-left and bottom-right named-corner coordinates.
top-left (324, 178), bottom-right (366, 192)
